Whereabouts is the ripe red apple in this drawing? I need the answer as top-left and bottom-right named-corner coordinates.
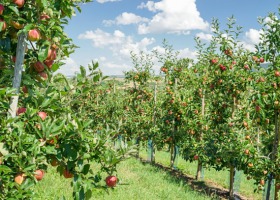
top-left (22, 85), bottom-right (28, 93)
top-left (34, 169), bottom-right (44, 181)
top-left (0, 18), bottom-right (7, 31)
top-left (275, 70), bottom-right (280, 77)
top-left (259, 179), bottom-right (265, 186)
top-left (44, 60), bottom-right (54, 69)
top-left (37, 71), bottom-right (48, 81)
top-left (50, 158), bottom-right (59, 167)
top-left (244, 65), bottom-right (250, 70)
top-left (248, 163), bottom-right (253, 167)
top-left (28, 29), bottom-right (40, 42)
top-left (40, 13), bottom-right (50, 21)
top-left (63, 169), bottom-right (73, 178)
top-left (38, 111), bottom-right (47, 120)
top-left (255, 105), bottom-right (261, 112)
top-left (12, 56), bottom-right (16, 63)
top-left (17, 107), bottom-right (26, 115)
top-left (219, 64), bottom-right (226, 71)
top-left (193, 155), bottom-right (199, 160)
top-left (0, 4), bottom-right (4, 15)
top-left (224, 49), bottom-right (233, 56)
top-left (210, 58), bottom-right (218, 64)
top-left (46, 48), bottom-right (57, 60)
top-left (33, 61), bottom-right (45, 72)
top-left (259, 57), bottom-right (264, 63)
top-left (11, 21), bottom-right (24, 29)
top-left (14, 173), bottom-right (26, 185)
top-left (13, 0), bottom-right (25, 8)
top-left (105, 175), bottom-right (117, 187)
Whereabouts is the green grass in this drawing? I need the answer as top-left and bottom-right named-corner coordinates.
top-left (139, 148), bottom-right (263, 200)
top-left (34, 158), bottom-right (213, 200)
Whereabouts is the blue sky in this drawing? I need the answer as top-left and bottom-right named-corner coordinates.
top-left (57, 0), bottom-right (280, 76)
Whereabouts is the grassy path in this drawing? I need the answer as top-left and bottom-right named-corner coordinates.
top-left (139, 149), bottom-right (263, 200)
top-left (34, 158), bottom-right (212, 200)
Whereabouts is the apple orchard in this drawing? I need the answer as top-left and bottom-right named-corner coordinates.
top-left (1, 0), bottom-right (280, 200)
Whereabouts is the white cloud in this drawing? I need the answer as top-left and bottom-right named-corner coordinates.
top-left (178, 48), bottom-right (197, 60)
top-left (245, 29), bottom-right (262, 44)
top-left (239, 29), bottom-right (263, 51)
top-left (195, 32), bottom-right (212, 41)
top-left (94, 57), bottom-right (131, 75)
top-left (78, 29), bottom-right (155, 58)
top-left (96, 0), bottom-right (121, 3)
top-left (103, 12), bottom-right (149, 26)
top-left (137, 0), bottom-right (209, 34)
top-left (137, 1), bottom-right (157, 12)
top-left (78, 29), bottom-right (125, 48)
top-left (55, 58), bottom-right (80, 77)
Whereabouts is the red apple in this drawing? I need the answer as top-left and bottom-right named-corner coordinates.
top-left (13, 0), bottom-right (25, 8)
top-left (12, 56), bottom-right (16, 63)
top-left (244, 149), bottom-right (250, 155)
top-left (211, 58), bottom-right (218, 64)
top-left (46, 48), bottom-right (57, 61)
top-left (219, 64), bottom-right (226, 71)
top-left (50, 158), bottom-right (59, 167)
top-left (22, 85), bottom-right (28, 93)
top-left (244, 65), bottom-right (250, 70)
top-left (0, 18), bottom-right (7, 31)
top-left (255, 105), bottom-right (261, 112)
top-left (105, 175), bottom-right (117, 187)
top-left (193, 155), bottom-right (199, 160)
top-left (44, 60), bottom-right (54, 69)
top-left (14, 173), bottom-right (26, 185)
top-left (0, 4), bottom-right (4, 15)
top-left (33, 61), bottom-right (45, 72)
top-left (259, 57), bottom-right (264, 63)
top-left (28, 29), bottom-right (40, 42)
top-left (17, 107), bottom-right (26, 115)
top-left (259, 179), bottom-right (265, 186)
top-left (38, 111), bottom-right (47, 120)
top-left (34, 169), bottom-right (44, 181)
top-left (37, 71), bottom-right (48, 81)
top-left (11, 21), bottom-right (24, 29)
top-left (40, 13), bottom-right (50, 21)
top-left (275, 70), bottom-right (280, 77)
top-left (63, 169), bottom-right (73, 178)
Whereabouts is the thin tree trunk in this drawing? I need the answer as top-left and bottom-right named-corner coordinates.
top-left (196, 92), bottom-right (205, 180)
top-left (266, 110), bottom-right (280, 200)
top-left (229, 166), bottom-right (235, 199)
top-left (229, 96), bottom-right (237, 199)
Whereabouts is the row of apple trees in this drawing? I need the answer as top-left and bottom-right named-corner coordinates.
top-left (110, 9), bottom-right (280, 199)
top-left (0, 0), bottom-right (135, 199)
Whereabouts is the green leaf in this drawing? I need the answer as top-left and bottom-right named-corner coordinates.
top-left (8, 6), bottom-right (19, 15)
top-left (0, 165), bottom-right (12, 173)
top-left (82, 164), bottom-right (90, 175)
top-left (0, 143), bottom-right (9, 156)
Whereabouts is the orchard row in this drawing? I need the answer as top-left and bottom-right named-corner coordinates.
top-left (0, 1), bottom-right (135, 200)
top-left (103, 13), bottom-right (280, 199)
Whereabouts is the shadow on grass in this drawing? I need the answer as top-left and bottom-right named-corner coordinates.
top-left (138, 157), bottom-right (250, 200)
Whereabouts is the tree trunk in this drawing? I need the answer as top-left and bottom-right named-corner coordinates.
top-left (196, 92), bottom-right (205, 180)
top-left (229, 166), bottom-right (235, 199)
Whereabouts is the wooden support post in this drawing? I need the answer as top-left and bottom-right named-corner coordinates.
top-left (9, 32), bottom-right (27, 118)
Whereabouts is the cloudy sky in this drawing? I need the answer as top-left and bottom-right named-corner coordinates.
top-left (57, 0), bottom-right (280, 76)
